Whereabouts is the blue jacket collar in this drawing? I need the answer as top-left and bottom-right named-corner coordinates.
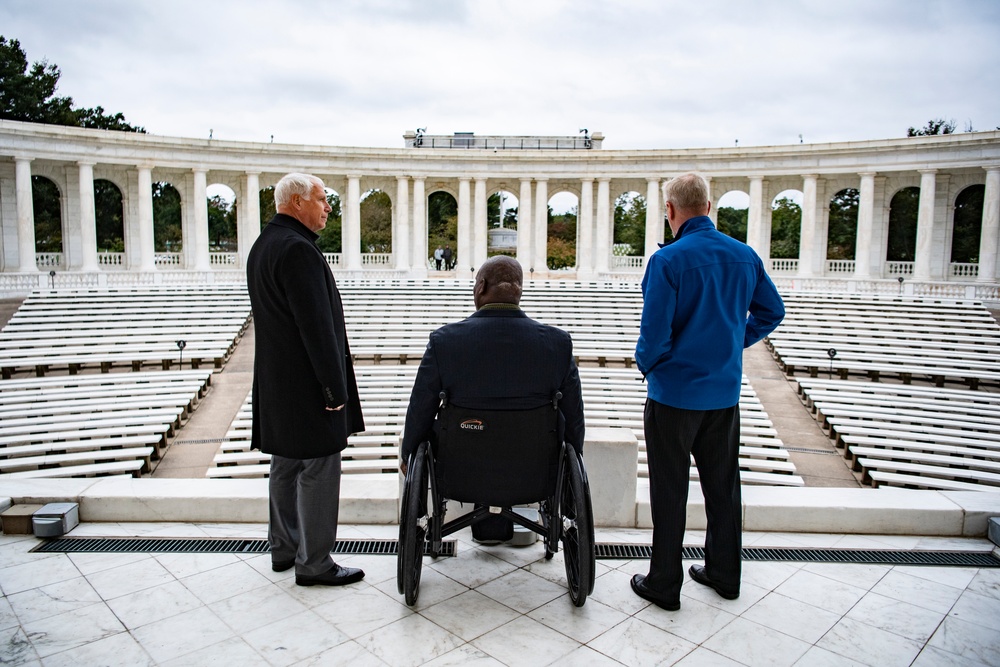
top-left (658, 215), bottom-right (714, 247)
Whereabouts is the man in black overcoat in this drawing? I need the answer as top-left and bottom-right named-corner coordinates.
top-left (247, 172), bottom-right (365, 587)
top-left (400, 256), bottom-right (585, 538)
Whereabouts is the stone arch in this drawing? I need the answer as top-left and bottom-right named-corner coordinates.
top-left (771, 189), bottom-right (803, 259)
top-left (951, 184), bottom-right (985, 264)
top-left (31, 175), bottom-right (62, 255)
top-left (94, 178), bottom-right (125, 253)
top-left (547, 188), bottom-right (579, 270)
top-left (427, 188), bottom-right (457, 270)
top-left (886, 186), bottom-right (920, 262)
top-left (827, 188), bottom-right (859, 260)
top-left (152, 180), bottom-right (182, 255)
top-left (716, 190), bottom-right (749, 242)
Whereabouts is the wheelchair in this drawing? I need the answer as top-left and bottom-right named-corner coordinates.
top-left (397, 391), bottom-right (596, 607)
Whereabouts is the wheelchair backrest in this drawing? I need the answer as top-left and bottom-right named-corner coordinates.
top-left (433, 401), bottom-right (561, 507)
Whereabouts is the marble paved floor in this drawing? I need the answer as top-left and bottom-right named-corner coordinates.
top-left (2, 523), bottom-right (999, 666)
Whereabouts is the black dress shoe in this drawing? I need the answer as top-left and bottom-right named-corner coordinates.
top-left (688, 565), bottom-right (739, 599)
top-left (630, 574), bottom-right (680, 611)
top-left (295, 564), bottom-right (365, 587)
top-left (271, 559), bottom-right (294, 572)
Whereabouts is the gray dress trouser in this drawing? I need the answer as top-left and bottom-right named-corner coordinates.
top-left (268, 452), bottom-right (342, 576)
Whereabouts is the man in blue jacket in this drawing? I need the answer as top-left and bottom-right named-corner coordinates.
top-left (632, 173), bottom-right (784, 610)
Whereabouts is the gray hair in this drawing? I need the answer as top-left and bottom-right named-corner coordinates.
top-left (274, 173), bottom-right (323, 208)
top-left (663, 173), bottom-right (709, 211)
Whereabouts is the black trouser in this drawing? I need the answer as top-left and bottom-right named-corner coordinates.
top-left (643, 399), bottom-right (741, 599)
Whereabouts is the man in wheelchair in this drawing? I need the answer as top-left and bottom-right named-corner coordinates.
top-left (397, 256), bottom-right (593, 605)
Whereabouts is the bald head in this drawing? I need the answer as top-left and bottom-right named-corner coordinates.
top-left (473, 256), bottom-right (523, 309)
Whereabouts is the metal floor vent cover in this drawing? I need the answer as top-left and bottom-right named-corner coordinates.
top-left (596, 543), bottom-right (1000, 567)
top-left (32, 537), bottom-right (456, 558)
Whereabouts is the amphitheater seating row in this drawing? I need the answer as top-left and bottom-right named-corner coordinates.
top-left (0, 287), bottom-right (251, 378)
top-left (208, 366), bottom-right (802, 487)
top-left (796, 378), bottom-right (1000, 492)
top-left (0, 370), bottom-right (213, 479)
top-left (767, 293), bottom-right (1000, 389)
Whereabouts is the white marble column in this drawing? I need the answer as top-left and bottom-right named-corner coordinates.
top-left (395, 176), bottom-right (410, 271)
top-left (644, 177), bottom-right (662, 263)
top-left (797, 174), bottom-right (819, 277)
top-left (978, 167), bottom-right (1000, 282)
top-left (15, 157), bottom-right (37, 272)
top-left (853, 172), bottom-right (876, 279)
top-left (533, 178), bottom-right (549, 273)
top-left (473, 177), bottom-right (488, 271)
top-left (746, 176), bottom-right (765, 257)
top-left (192, 168), bottom-right (211, 271)
top-left (913, 169), bottom-right (937, 281)
top-left (238, 172), bottom-right (261, 268)
top-left (456, 177), bottom-right (472, 275)
top-left (411, 177), bottom-right (427, 274)
top-left (136, 166), bottom-right (156, 271)
top-left (77, 161), bottom-right (99, 272)
top-left (577, 178), bottom-right (594, 277)
top-left (517, 178), bottom-right (532, 269)
top-left (344, 175), bottom-right (362, 271)
top-left (595, 178), bottom-right (611, 274)
top-left (704, 176), bottom-right (716, 226)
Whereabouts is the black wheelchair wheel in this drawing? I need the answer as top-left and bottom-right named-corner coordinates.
top-left (398, 443), bottom-right (428, 606)
top-left (561, 446), bottom-right (595, 607)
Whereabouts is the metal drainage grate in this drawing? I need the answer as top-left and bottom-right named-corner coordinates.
top-left (32, 537), bottom-right (456, 558)
top-left (595, 543), bottom-right (1000, 567)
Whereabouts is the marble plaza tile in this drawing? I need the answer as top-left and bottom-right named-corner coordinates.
top-left (753, 532), bottom-right (846, 549)
top-left (61, 523), bottom-right (134, 537)
top-left (41, 630), bottom-right (154, 667)
top-left (129, 523), bottom-right (214, 538)
top-left (948, 590), bottom-right (1000, 632)
top-left (484, 543), bottom-right (552, 569)
top-left (671, 647), bottom-right (745, 666)
top-left (85, 557), bottom-right (175, 601)
top-left (66, 550), bottom-right (151, 576)
top-left (870, 569), bottom-right (964, 614)
top-left (845, 591), bottom-right (946, 643)
top-left (312, 585), bottom-right (414, 639)
top-left (160, 636), bottom-right (268, 667)
top-left (105, 579), bottom-right (203, 630)
top-left (0, 538), bottom-right (52, 571)
top-left (357, 613), bottom-right (465, 667)
top-left (154, 551), bottom-right (241, 580)
top-left (912, 535), bottom-right (994, 551)
top-left (0, 554), bottom-right (81, 596)
top-left (833, 534), bottom-right (921, 550)
top-left (816, 616), bottom-right (923, 667)
top-left (295, 638), bottom-right (387, 667)
top-left (587, 569), bottom-right (657, 616)
top-left (965, 568), bottom-right (1000, 600)
top-left (419, 590), bottom-right (520, 641)
top-left (635, 595), bottom-right (736, 646)
top-left (179, 559), bottom-right (272, 605)
top-left (273, 572), bottom-right (366, 608)
top-left (522, 550), bottom-right (576, 586)
top-left (911, 644), bottom-right (994, 667)
top-left (740, 560), bottom-right (802, 591)
top-left (209, 582), bottom-right (309, 634)
top-left (774, 569), bottom-right (868, 616)
top-left (741, 591), bottom-right (842, 644)
top-left (241, 609), bottom-right (350, 667)
top-left (337, 552), bottom-right (399, 585)
top-left (426, 546), bottom-right (518, 588)
top-left (194, 522), bottom-right (268, 538)
top-left (682, 577), bottom-right (769, 615)
top-left (472, 616), bottom-right (582, 667)
top-left (894, 564), bottom-right (978, 591)
top-left (421, 644), bottom-right (507, 667)
top-left (589, 616), bottom-right (697, 667)
top-left (800, 562), bottom-right (890, 591)
top-left (528, 596), bottom-right (629, 644)
top-left (0, 596), bottom-right (17, 632)
top-left (703, 616), bottom-right (811, 667)
top-left (22, 601), bottom-right (125, 659)
top-left (130, 606), bottom-right (234, 664)
top-left (927, 616), bottom-right (1000, 666)
top-left (475, 567), bottom-right (568, 613)
top-left (0, 626), bottom-right (40, 666)
top-left (548, 644), bottom-right (628, 666)
top-left (373, 564), bottom-right (467, 611)
top-left (6, 575), bottom-right (101, 625)
top-left (354, 523), bottom-right (401, 540)
top-left (792, 646), bottom-right (867, 666)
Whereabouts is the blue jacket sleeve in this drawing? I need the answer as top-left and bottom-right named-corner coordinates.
top-left (744, 268), bottom-right (785, 348)
top-left (635, 255), bottom-right (677, 376)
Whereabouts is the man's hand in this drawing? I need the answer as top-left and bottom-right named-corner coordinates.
top-left (399, 460), bottom-right (408, 477)
top-left (325, 404), bottom-right (344, 412)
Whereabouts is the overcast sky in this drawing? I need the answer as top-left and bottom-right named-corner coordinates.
top-left (3, 0), bottom-right (999, 153)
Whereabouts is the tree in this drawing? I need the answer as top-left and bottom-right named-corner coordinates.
top-left (207, 195), bottom-right (237, 249)
top-left (31, 176), bottom-right (61, 252)
top-left (951, 185), bottom-right (984, 263)
top-left (907, 118), bottom-right (956, 137)
top-left (94, 179), bottom-right (124, 251)
top-left (614, 193), bottom-right (646, 255)
top-left (827, 188), bottom-right (858, 260)
top-left (315, 192), bottom-right (342, 253)
top-left (886, 187), bottom-right (919, 261)
top-left (259, 187), bottom-right (276, 229)
top-left (548, 208), bottom-right (577, 269)
top-left (428, 192), bottom-right (458, 263)
top-left (152, 182), bottom-right (182, 251)
top-left (360, 189), bottom-right (391, 253)
top-left (0, 36), bottom-right (143, 131)
top-left (716, 207), bottom-right (747, 242)
top-left (769, 197), bottom-right (801, 259)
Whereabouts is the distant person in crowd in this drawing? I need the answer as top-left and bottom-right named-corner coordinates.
top-left (400, 255), bottom-right (585, 541)
top-left (247, 172), bottom-right (366, 587)
top-left (632, 173), bottom-right (784, 610)
top-left (433, 246), bottom-right (444, 270)
top-left (442, 245), bottom-right (453, 270)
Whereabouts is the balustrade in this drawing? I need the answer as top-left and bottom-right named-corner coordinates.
top-left (825, 260), bottom-right (855, 274)
top-left (97, 252), bottom-right (125, 267)
top-left (611, 255), bottom-right (644, 271)
top-left (361, 253), bottom-right (392, 266)
top-left (769, 258), bottom-right (799, 273)
top-left (209, 252), bottom-right (238, 266)
top-left (885, 261), bottom-right (914, 277)
top-left (950, 263), bottom-right (979, 278)
top-left (154, 252), bottom-right (182, 267)
top-left (35, 253), bottom-right (62, 268)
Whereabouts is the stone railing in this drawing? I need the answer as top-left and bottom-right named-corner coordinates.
top-left (769, 258), bottom-right (798, 273)
top-left (324, 253), bottom-right (342, 267)
top-left (209, 252), bottom-right (238, 266)
top-left (361, 253), bottom-right (392, 266)
top-left (825, 259), bottom-right (855, 274)
top-left (155, 252), bottom-right (182, 267)
top-left (885, 261), bottom-right (914, 277)
top-left (951, 262), bottom-right (979, 278)
top-left (611, 255), bottom-right (644, 271)
top-left (35, 253), bottom-right (63, 268)
top-left (97, 252), bottom-right (125, 267)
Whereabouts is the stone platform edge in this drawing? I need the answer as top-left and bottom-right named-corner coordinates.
top-left (2, 478), bottom-right (998, 537)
